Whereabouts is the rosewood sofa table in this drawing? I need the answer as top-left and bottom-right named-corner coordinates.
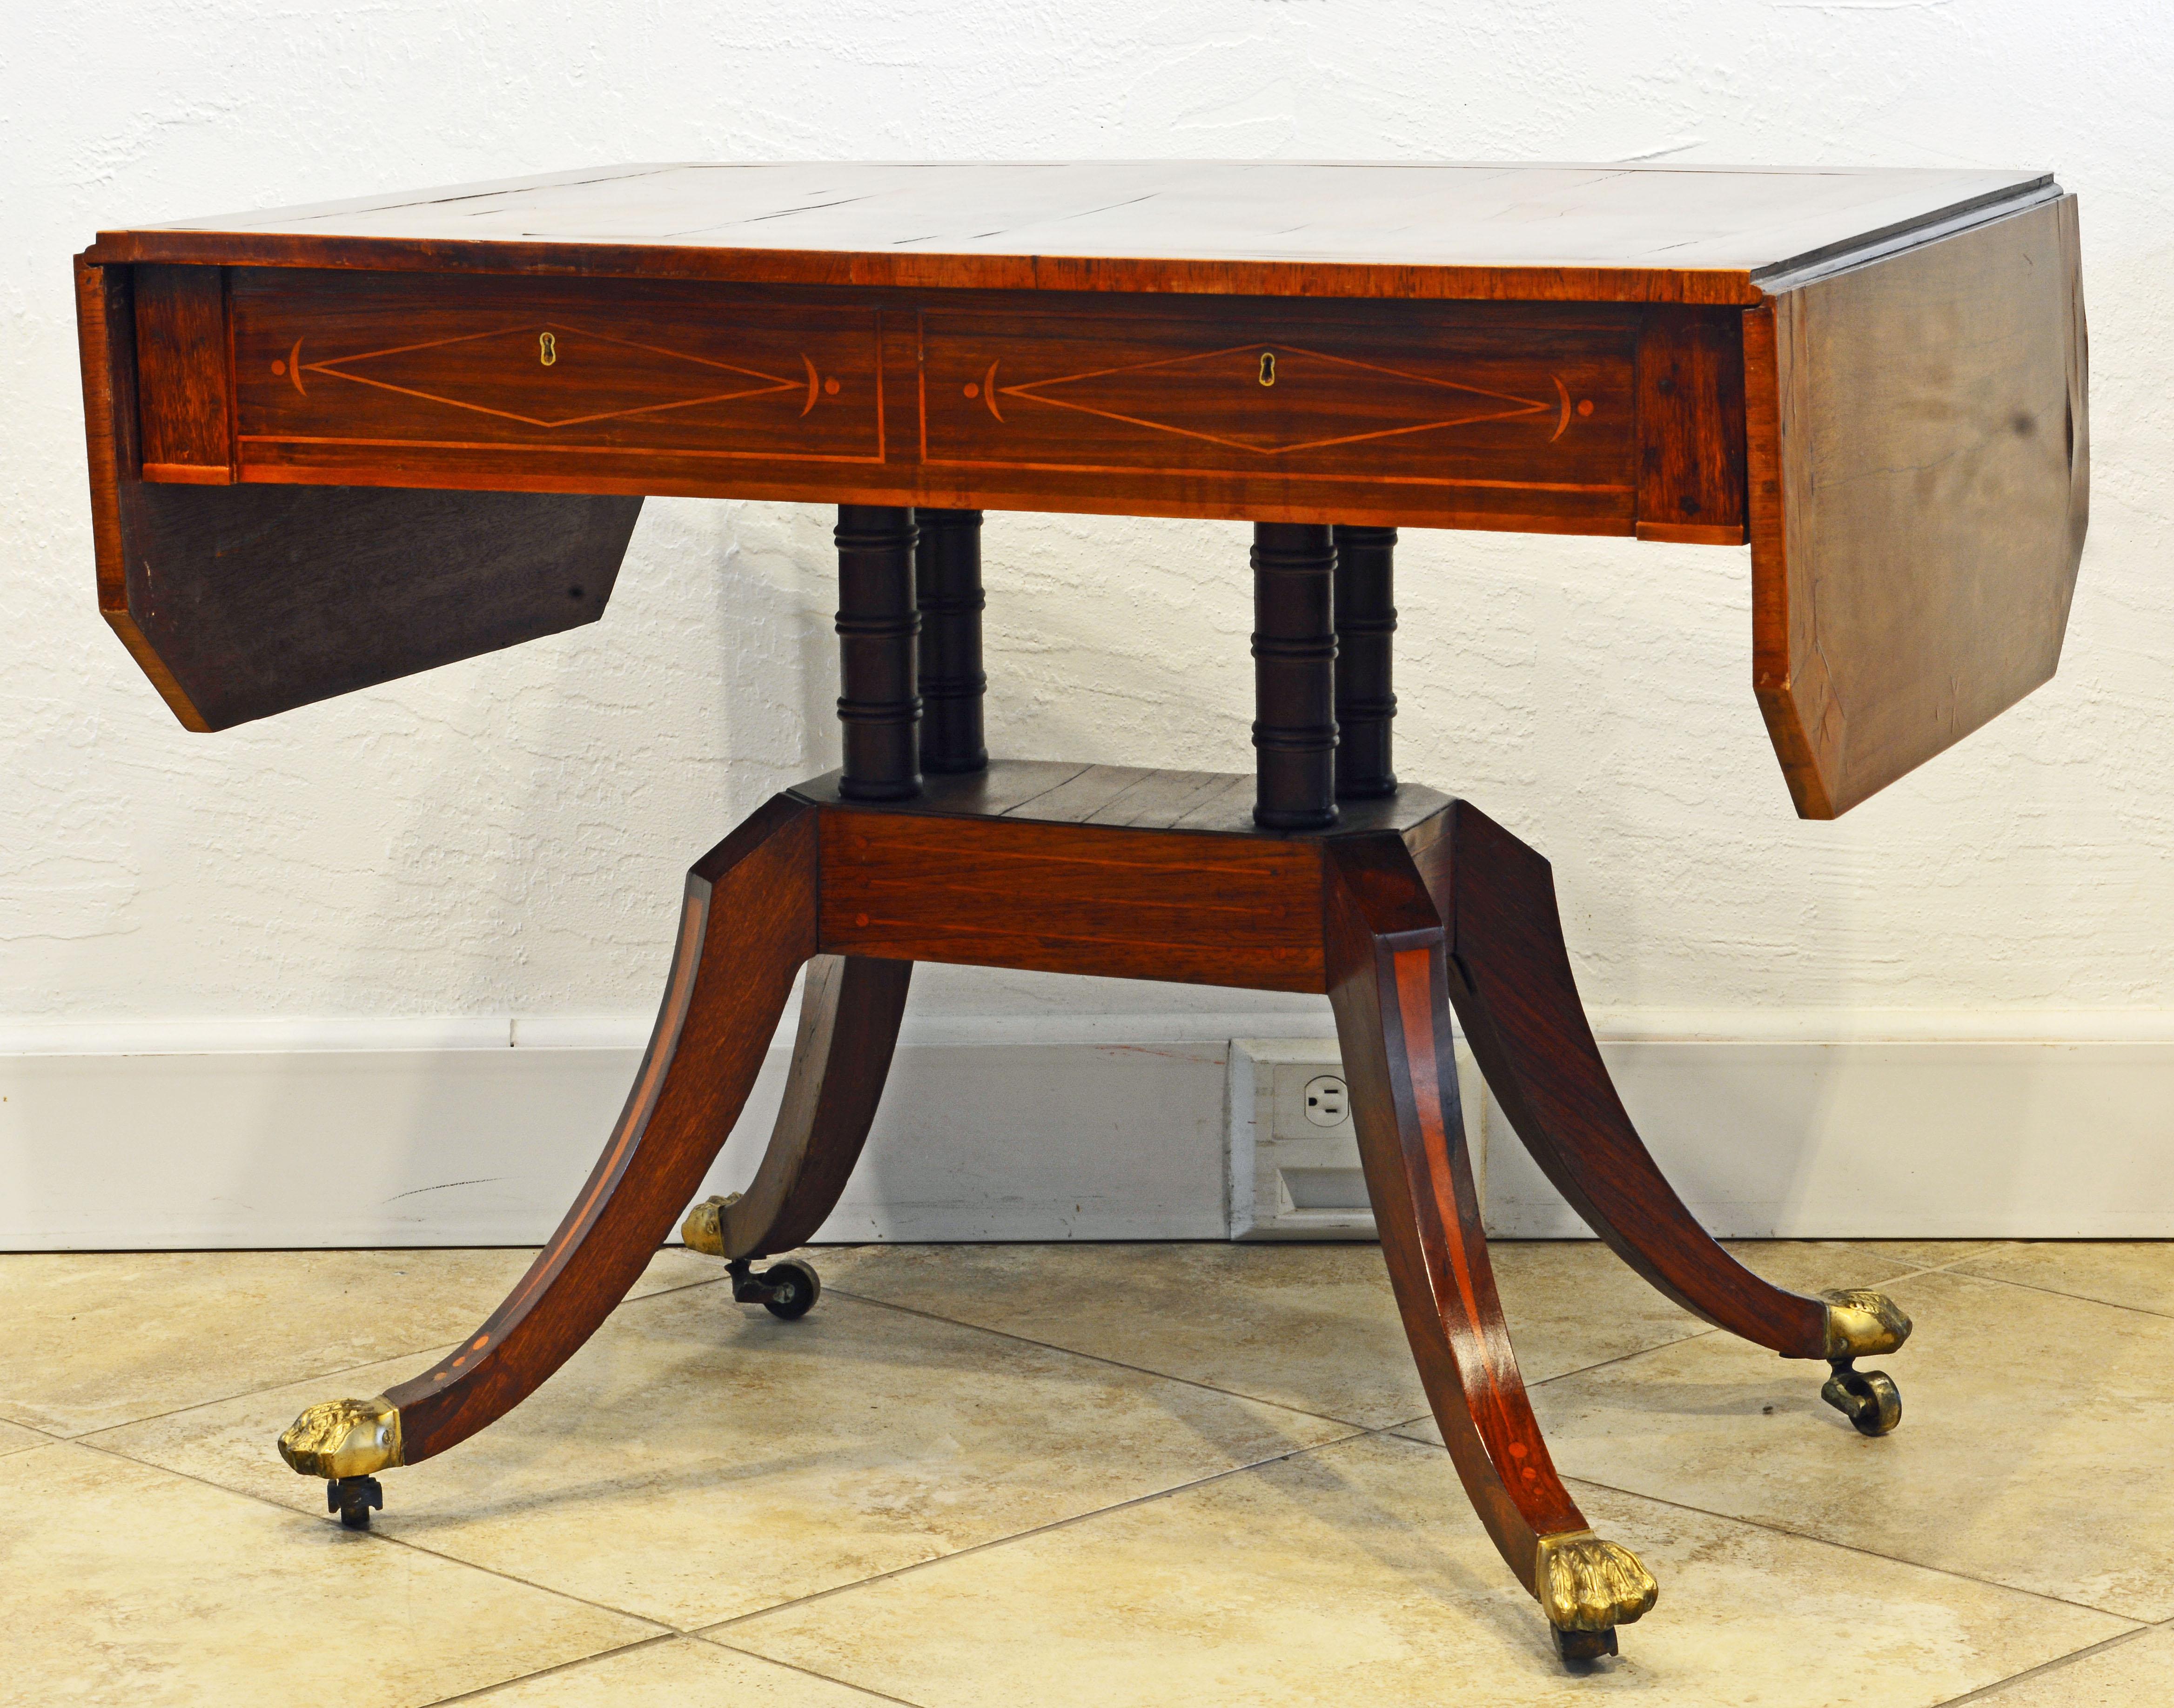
top-left (75, 162), bottom-right (2087, 1661)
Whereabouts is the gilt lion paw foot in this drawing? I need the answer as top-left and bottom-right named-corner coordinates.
top-left (1822, 1288), bottom-right (1912, 1358)
top-left (680, 1192), bottom-right (742, 1257)
top-left (1818, 1290), bottom-right (1909, 1436)
top-left (277, 1394), bottom-right (403, 1480)
top-left (1535, 1530), bottom-right (1658, 1660)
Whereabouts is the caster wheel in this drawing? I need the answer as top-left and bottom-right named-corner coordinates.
top-left (729, 1257), bottom-right (821, 1320)
top-left (327, 1473), bottom-right (383, 1529)
top-left (1821, 1359), bottom-right (1902, 1436)
top-left (1554, 1626), bottom-right (1618, 1662)
top-left (759, 1258), bottom-right (821, 1321)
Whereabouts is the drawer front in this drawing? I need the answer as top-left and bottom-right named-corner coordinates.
top-left (918, 303), bottom-right (1636, 520)
top-left (233, 270), bottom-right (885, 472)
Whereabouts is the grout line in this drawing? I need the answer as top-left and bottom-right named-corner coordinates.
top-left (414, 1634), bottom-right (681, 1706)
top-left (68, 1296), bottom-right (1372, 1653)
top-left (1561, 1473), bottom-right (2156, 1624)
top-left (66, 1338), bottom-right (470, 1441)
top-left (694, 1428), bottom-right (1369, 1636)
top-left (1924, 1624), bottom-right (2162, 1705)
top-left (0, 1417), bottom-right (67, 1455)
top-left (1927, 1264), bottom-right (2174, 1325)
top-left (1529, 1326), bottom-right (1725, 1389)
top-left (57, 1266), bottom-right (738, 1443)
top-left (823, 1286), bottom-right (1386, 1432)
top-left (64, 1432), bottom-right (682, 1634)
top-left (697, 1636), bottom-right (938, 1707)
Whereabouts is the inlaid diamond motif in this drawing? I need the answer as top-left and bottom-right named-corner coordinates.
top-left (1002, 343), bottom-right (1549, 454)
top-left (309, 323), bottom-right (797, 428)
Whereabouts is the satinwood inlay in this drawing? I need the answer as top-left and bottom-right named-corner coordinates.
top-left (306, 322), bottom-right (802, 428)
top-left (1001, 343), bottom-right (1554, 455)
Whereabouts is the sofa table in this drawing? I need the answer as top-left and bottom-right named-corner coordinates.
top-left (75, 161), bottom-right (2087, 1661)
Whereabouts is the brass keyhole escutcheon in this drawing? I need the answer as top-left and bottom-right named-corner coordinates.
top-left (1259, 350), bottom-right (1276, 386)
top-left (539, 331), bottom-right (557, 367)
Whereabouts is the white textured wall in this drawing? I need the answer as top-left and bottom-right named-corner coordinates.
top-left (5, 7), bottom-right (2170, 1056)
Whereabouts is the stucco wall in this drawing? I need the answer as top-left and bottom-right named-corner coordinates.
top-left (4, 4), bottom-right (2170, 1242)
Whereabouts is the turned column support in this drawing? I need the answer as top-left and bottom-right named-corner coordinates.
top-left (1251, 522), bottom-right (1338, 829)
top-left (1332, 524), bottom-right (1398, 800)
top-left (834, 505), bottom-right (921, 801)
top-left (914, 508), bottom-right (988, 775)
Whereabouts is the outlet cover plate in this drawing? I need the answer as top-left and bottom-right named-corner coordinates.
top-left (1227, 1037), bottom-right (1488, 1239)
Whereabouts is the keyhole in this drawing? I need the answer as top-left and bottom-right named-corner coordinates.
top-left (539, 331), bottom-right (557, 367)
top-left (1258, 350), bottom-right (1276, 387)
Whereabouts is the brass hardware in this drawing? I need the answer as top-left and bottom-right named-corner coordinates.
top-left (278, 1394), bottom-right (403, 1480)
top-left (681, 1191), bottom-right (743, 1258)
top-left (1258, 350), bottom-right (1276, 386)
top-left (1822, 1358), bottom-right (1903, 1435)
top-left (539, 331), bottom-right (557, 367)
top-left (1821, 1288), bottom-right (1912, 1358)
top-left (1534, 1529), bottom-right (1658, 1635)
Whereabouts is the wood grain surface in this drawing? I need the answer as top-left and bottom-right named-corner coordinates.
top-left (77, 164), bottom-right (2087, 817)
top-left (1410, 799), bottom-right (1831, 1354)
top-left (111, 484), bottom-right (643, 730)
top-left (132, 264), bottom-right (232, 483)
top-left (90, 161), bottom-right (2053, 306)
top-left (1325, 830), bottom-right (1589, 1592)
top-left (389, 796), bottom-right (819, 1463)
top-left (1746, 197), bottom-right (2089, 817)
top-left (713, 953), bottom-right (913, 1260)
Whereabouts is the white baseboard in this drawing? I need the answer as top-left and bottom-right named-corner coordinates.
top-left (3, 1011), bottom-right (2172, 1248)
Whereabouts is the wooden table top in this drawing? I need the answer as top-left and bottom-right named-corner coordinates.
top-left (76, 161), bottom-right (2087, 820)
top-left (91, 161), bottom-right (2058, 306)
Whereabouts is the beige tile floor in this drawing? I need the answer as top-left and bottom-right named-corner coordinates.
top-left (5, 1237), bottom-right (2172, 1706)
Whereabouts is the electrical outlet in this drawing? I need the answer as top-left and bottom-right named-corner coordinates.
top-left (1228, 1039), bottom-right (1488, 1239)
top-left (1300, 1073), bottom-right (1349, 1128)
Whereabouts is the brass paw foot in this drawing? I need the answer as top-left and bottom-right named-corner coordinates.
top-left (681, 1192), bottom-right (741, 1258)
top-left (1818, 1290), bottom-right (1907, 1435)
top-left (278, 1394), bottom-right (403, 1480)
top-left (1822, 1358), bottom-right (1903, 1435)
top-left (1822, 1289), bottom-right (1912, 1358)
top-left (1535, 1530), bottom-right (1657, 1661)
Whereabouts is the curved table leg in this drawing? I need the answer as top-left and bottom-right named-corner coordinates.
top-left (1417, 802), bottom-right (1909, 1404)
top-left (1327, 836), bottom-right (1657, 1660)
top-left (681, 952), bottom-right (912, 1261)
top-left (278, 794), bottom-right (819, 1499)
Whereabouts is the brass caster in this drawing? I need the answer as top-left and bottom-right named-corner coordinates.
top-left (1822, 1289), bottom-right (1912, 1358)
top-left (681, 1192), bottom-right (741, 1258)
top-left (278, 1394), bottom-right (403, 1479)
top-left (730, 1256), bottom-right (821, 1321)
top-left (328, 1474), bottom-right (383, 1530)
top-left (1554, 1627), bottom-right (1618, 1662)
top-left (1534, 1530), bottom-right (1656, 1664)
top-left (1822, 1357), bottom-right (1903, 1436)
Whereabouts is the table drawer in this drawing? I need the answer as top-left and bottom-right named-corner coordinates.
top-left (231, 270), bottom-right (886, 472)
top-left (918, 302), bottom-right (1636, 512)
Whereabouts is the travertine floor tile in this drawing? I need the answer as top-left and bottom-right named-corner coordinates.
top-left (1515, 1270), bottom-right (2174, 1620)
top-left (0, 1245), bottom-right (719, 1436)
top-left (1752, 1238), bottom-right (2017, 1278)
top-left (719, 1432), bottom-right (2130, 1708)
top-left (1950, 1241), bottom-right (2174, 1318)
top-left (0, 1441), bottom-right (656, 1708)
top-left (97, 1280), bottom-right (1350, 1630)
top-left (0, 1415), bottom-right (52, 1455)
top-left (813, 1240), bottom-right (1724, 1426)
top-left (451, 1635), bottom-right (904, 1705)
top-left (1387, 1239), bottom-right (1943, 1444)
top-left (1954, 1625), bottom-right (2174, 1704)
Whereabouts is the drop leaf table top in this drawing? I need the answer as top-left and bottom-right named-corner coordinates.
top-left (80, 161), bottom-right (2086, 816)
